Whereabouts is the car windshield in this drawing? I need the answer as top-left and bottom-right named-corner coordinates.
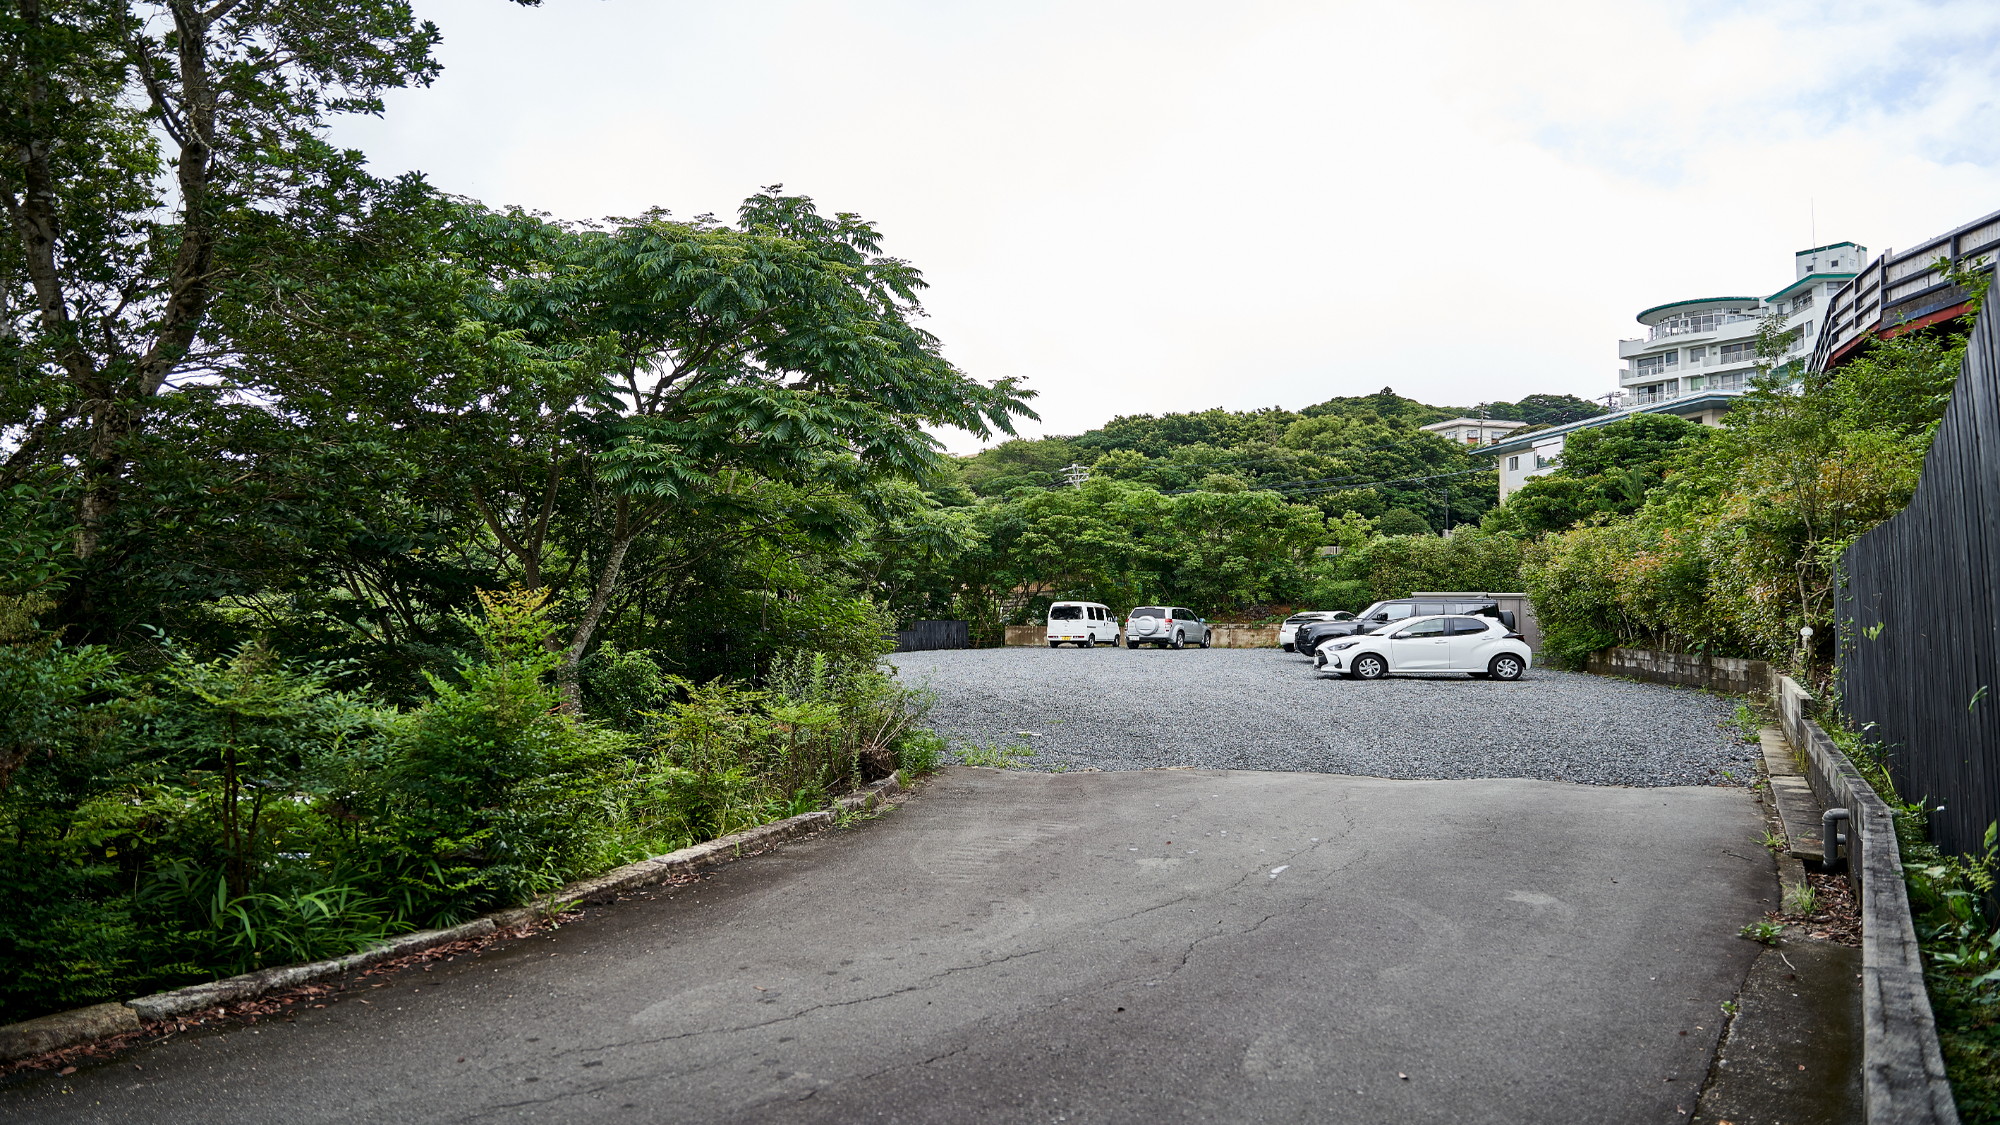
top-left (1049, 606), bottom-right (1083, 620)
top-left (1358, 601), bottom-right (1416, 622)
top-left (1131, 607), bottom-right (1164, 618)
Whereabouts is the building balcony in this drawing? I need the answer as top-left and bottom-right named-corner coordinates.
top-left (1616, 376), bottom-right (1751, 410)
top-left (1647, 314), bottom-right (1756, 342)
top-left (1622, 355), bottom-right (1762, 385)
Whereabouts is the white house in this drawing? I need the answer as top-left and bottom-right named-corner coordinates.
top-left (1419, 417), bottom-right (1529, 446)
top-left (1486, 241), bottom-right (1864, 500)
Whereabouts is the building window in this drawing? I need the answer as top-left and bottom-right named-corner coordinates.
top-left (1719, 341), bottom-right (1755, 364)
top-left (1508, 456), bottom-right (1519, 471)
top-left (1636, 351), bottom-right (1679, 376)
top-left (1794, 289), bottom-right (1814, 311)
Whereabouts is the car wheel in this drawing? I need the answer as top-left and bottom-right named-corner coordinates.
top-left (1198, 631), bottom-right (1210, 649)
top-left (1048, 640), bottom-right (1061, 648)
top-left (1282, 642), bottom-right (1295, 652)
top-left (1171, 631), bottom-right (1185, 650)
top-left (1125, 638), bottom-right (1139, 649)
top-left (1352, 653), bottom-right (1388, 680)
top-left (1489, 654), bottom-right (1525, 681)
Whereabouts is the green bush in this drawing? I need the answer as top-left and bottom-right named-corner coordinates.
top-left (1312, 530), bottom-right (1525, 611)
top-left (0, 586), bottom-right (951, 1024)
top-left (366, 589), bottom-right (628, 920)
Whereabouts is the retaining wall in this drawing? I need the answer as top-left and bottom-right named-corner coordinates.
top-left (0, 775), bottom-right (906, 1064)
top-left (1769, 672), bottom-right (1960, 1124)
top-left (1586, 647), bottom-right (1769, 694)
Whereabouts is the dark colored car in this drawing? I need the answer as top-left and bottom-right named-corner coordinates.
top-left (1294, 598), bottom-right (1516, 657)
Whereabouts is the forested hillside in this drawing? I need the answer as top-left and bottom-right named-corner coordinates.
top-left (877, 390), bottom-right (1602, 634)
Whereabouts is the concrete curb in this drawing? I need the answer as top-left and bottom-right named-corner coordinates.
top-left (1770, 675), bottom-right (1960, 1125)
top-left (0, 772), bottom-right (904, 1064)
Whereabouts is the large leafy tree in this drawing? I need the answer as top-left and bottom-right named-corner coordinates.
top-left (239, 190), bottom-right (1033, 703)
top-left (0, 0), bottom-right (526, 580)
top-left (498, 190), bottom-right (1031, 702)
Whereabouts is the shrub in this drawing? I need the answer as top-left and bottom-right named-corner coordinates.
top-left (366, 588), bottom-right (629, 920)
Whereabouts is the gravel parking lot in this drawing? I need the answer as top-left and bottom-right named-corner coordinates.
top-left (888, 646), bottom-right (1758, 787)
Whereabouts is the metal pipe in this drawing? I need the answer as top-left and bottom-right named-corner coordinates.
top-left (1822, 808), bottom-right (1852, 869)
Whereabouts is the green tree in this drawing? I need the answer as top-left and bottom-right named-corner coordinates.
top-left (957, 437), bottom-right (1083, 496)
top-left (1492, 413), bottom-right (1711, 536)
top-left (1479, 394), bottom-right (1606, 427)
top-left (0, 0), bottom-right (518, 571)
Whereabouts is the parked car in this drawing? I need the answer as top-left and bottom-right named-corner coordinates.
top-left (1046, 601), bottom-right (1116, 647)
top-left (1294, 598), bottom-right (1516, 657)
top-left (1280, 611), bottom-right (1353, 652)
top-left (1124, 605), bottom-right (1211, 649)
top-left (1313, 614), bottom-right (1530, 680)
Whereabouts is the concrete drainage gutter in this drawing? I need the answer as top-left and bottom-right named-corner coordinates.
top-left (1770, 674), bottom-right (1960, 1124)
top-left (0, 772), bottom-right (905, 1064)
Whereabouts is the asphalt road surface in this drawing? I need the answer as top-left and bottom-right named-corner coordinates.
top-left (3, 767), bottom-right (1775, 1125)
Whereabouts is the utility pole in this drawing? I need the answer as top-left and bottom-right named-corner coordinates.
top-left (1058, 462), bottom-right (1090, 488)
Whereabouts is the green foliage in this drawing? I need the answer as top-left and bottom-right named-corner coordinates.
top-left (1490, 413), bottom-right (1711, 536)
top-left (929, 385), bottom-right (1577, 626)
top-left (1522, 326), bottom-right (1965, 671)
top-left (1, 3), bottom-right (992, 1026)
top-left (365, 589), bottom-right (626, 918)
top-left (1900, 820), bottom-right (2000, 1119)
top-left (1372, 508), bottom-right (1431, 536)
top-left (891, 729), bottom-right (946, 776)
top-left (1737, 920), bottom-right (1785, 944)
top-left (1477, 394), bottom-right (1607, 427)
top-left (0, 578), bottom-right (944, 1021)
top-left (959, 437), bottom-right (1085, 496)
top-left (579, 645), bottom-right (674, 731)
top-left (1311, 531), bottom-right (1526, 610)
top-left (956, 738), bottom-right (1038, 769)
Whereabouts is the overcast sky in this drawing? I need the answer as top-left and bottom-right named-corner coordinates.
top-left (331, 0), bottom-right (2000, 450)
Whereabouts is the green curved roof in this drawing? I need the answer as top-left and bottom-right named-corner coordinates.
top-left (1635, 296), bottom-right (1760, 325)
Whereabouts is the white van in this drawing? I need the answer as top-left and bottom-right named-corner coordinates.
top-left (1046, 601), bottom-right (1116, 647)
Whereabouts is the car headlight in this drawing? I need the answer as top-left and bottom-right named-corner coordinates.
top-left (1331, 640), bottom-right (1359, 650)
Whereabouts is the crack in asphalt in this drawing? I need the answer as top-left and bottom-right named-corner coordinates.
top-left (455, 946), bottom-right (1061, 1120)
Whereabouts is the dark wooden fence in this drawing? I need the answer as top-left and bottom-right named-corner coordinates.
top-left (1838, 305), bottom-right (2000, 859)
top-left (892, 620), bottom-right (970, 652)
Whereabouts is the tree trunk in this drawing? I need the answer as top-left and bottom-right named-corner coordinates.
top-left (557, 498), bottom-right (636, 712)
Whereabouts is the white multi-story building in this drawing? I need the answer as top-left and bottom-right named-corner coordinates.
top-left (1487, 241), bottom-right (1864, 499)
top-left (1616, 242), bottom-right (1862, 409)
top-left (1419, 417), bottom-right (1529, 446)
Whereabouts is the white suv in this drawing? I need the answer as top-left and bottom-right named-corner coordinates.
top-left (1124, 606), bottom-right (1211, 649)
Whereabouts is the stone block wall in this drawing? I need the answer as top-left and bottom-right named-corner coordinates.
top-left (1586, 647), bottom-right (1769, 694)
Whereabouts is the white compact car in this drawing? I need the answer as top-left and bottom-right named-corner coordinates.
top-left (1313, 614), bottom-right (1530, 680)
top-left (1280, 610), bottom-right (1353, 652)
top-left (1124, 605), bottom-right (1211, 649)
top-left (1046, 601), bottom-right (1117, 647)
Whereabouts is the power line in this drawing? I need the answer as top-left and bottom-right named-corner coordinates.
top-left (1164, 465), bottom-right (1491, 497)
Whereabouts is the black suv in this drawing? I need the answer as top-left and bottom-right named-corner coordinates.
top-left (1294, 598), bottom-right (1516, 657)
